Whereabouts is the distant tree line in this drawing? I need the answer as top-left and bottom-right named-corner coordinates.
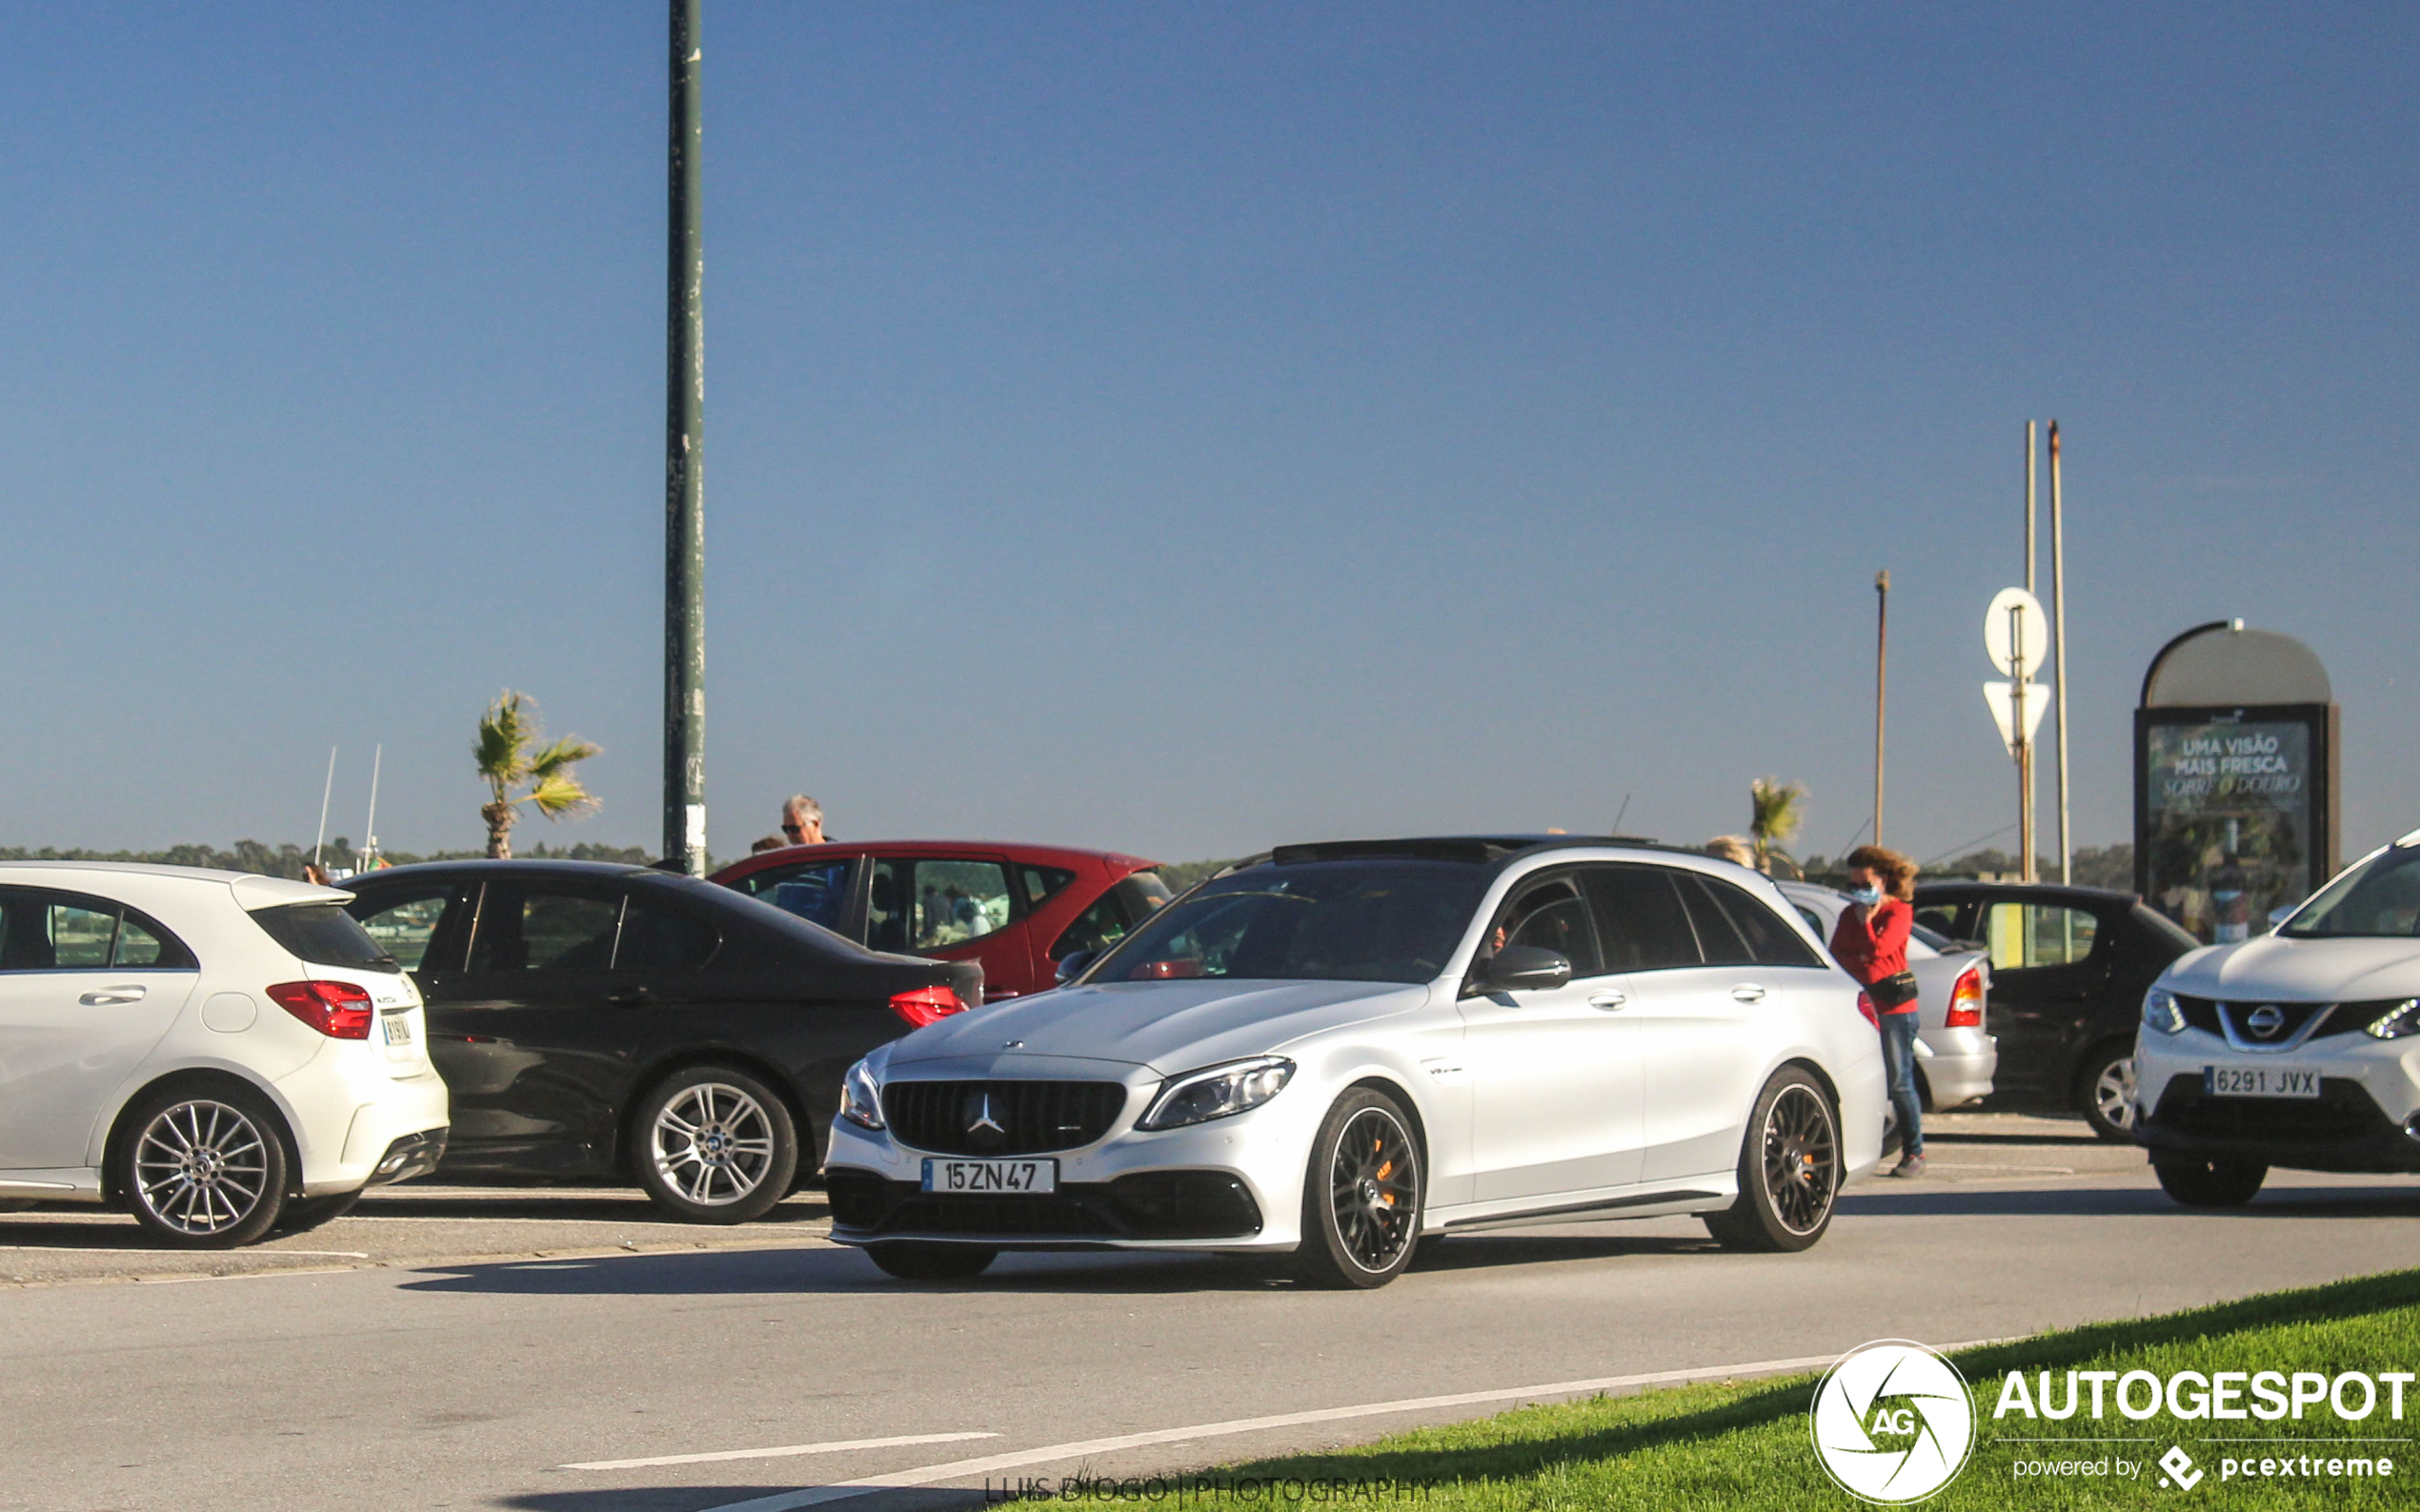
top-left (0, 838), bottom-right (655, 880)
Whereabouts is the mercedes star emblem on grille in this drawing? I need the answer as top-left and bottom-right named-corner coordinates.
top-left (965, 1091), bottom-right (1007, 1147)
top-left (2247, 1004), bottom-right (2286, 1038)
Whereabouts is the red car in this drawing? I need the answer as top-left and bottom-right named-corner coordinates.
top-left (709, 842), bottom-right (1172, 1000)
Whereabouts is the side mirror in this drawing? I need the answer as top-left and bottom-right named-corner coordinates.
top-left (1482, 945), bottom-right (1572, 994)
top-left (1055, 949), bottom-right (1099, 985)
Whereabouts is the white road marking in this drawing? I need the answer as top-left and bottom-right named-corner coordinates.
top-left (690, 1342), bottom-right (2008, 1512)
top-left (0, 1247), bottom-right (370, 1258)
top-left (564, 1431), bottom-right (998, 1471)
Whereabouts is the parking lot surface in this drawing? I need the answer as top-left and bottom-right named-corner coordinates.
top-left (8, 1113), bottom-right (2417, 1512)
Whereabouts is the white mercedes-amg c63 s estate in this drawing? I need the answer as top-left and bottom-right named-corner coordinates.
top-left (826, 837), bottom-right (1886, 1287)
top-left (0, 863), bottom-right (450, 1247)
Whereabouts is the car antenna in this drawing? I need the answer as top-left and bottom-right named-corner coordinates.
top-left (1611, 793), bottom-right (1631, 833)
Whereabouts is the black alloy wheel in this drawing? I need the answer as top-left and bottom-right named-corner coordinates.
top-left (1704, 1067), bottom-right (1840, 1254)
top-left (631, 1065), bottom-right (801, 1224)
top-left (2153, 1157), bottom-right (2268, 1207)
top-left (866, 1241), bottom-right (998, 1280)
top-left (114, 1081), bottom-right (291, 1249)
top-left (2076, 1043), bottom-right (2140, 1142)
top-left (1295, 1088), bottom-right (1423, 1289)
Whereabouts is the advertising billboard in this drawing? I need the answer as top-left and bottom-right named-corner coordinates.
top-left (2135, 704), bottom-right (2335, 944)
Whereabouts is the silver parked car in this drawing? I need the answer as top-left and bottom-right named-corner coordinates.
top-left (1779, 882), bottom-right (1996, 1110)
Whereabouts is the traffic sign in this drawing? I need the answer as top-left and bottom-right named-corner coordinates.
top-left (1985, 679), bottom-right (2050, 757)
top-left (1984, 587), bottom-right (2049, 677)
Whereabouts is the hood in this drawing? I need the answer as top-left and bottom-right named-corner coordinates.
top-left (2165, 935), bottom-right (2420, 1003)
top-left (887, 977), bottom-right (1427, 1073)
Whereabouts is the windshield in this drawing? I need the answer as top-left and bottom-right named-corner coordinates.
top-left (2281, 845), bottom-right (2420, 937)
top-left (1084, 859), bottom-right (1485, 985)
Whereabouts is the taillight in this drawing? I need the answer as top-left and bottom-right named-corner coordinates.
top-left (889, 984), bottom-right (968, 1029)
top-left (1854, 991), bottom-right (1880, 1031)
top-left (1946, 966), bottom-right (1985, 1029)
top-left (267, 980), bottom-right (375, 1039)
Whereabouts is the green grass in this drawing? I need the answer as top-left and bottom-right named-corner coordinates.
top-left (1159, 1269), bottom-right (2420, 1508)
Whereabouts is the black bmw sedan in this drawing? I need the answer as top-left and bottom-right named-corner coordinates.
top-left (340, 860), bottom-right (982, 1222)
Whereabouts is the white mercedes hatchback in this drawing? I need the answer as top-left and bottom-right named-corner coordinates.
top-left (0, 863), bottom-right (449, 1246)
top-left (825, 837), bottom-right (1886, 1287)
top-left (2137, 833), bottom-right (2420, 1206)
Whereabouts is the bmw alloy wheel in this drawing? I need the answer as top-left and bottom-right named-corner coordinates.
top-left (133, 1099), bottom-right (273, 1239)
top-left (1327, 1106), bottom-right (1419, 1273)
top-left (651, 1082), bottom-right (778, 1207)
top-left (1762, 1083), bottom-right (1838, 1237)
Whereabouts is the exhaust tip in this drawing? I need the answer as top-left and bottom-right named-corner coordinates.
top-left (2402, 1114), bottom-right (2420, 1142)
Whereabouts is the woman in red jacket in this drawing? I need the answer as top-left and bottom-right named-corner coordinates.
top-left (1831, 844), bottom-right (1926, 1178)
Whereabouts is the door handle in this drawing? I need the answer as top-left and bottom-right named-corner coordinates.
top-left (608, 986), bottom-right (653, 1007)
top-left (1730, 985), bottom-right (1767, 1003)
top-left (80, 986), bottom-right (148, 1006)
top-left (1588, 990), bottom-right (1628, 1011)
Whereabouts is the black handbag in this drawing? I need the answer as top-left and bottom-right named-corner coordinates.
top-left (1869, 970), bottom-right (1921, 1012)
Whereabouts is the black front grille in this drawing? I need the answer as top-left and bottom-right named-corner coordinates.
top-left (2148, 1075), bottom-right (2385, 1144)
top-left (2175, 996), bottom-right (2379, 1042)
top-left (881, 1079), bottom-right (1128, 1155)
top-left (824, 1167), bottom-right (1263, 1241)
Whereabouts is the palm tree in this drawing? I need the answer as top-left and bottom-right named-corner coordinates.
top-left (1748, 776), bottom-right (1808, 875)
top-left (474, 692), bottom-right (601, 858)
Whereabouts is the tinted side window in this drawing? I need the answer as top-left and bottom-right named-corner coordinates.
top-left (1985, 902), bottom-right (2101, 970)
top-left (1700, 877), bottom-right (1824, 968)
top-left (1020, 866), bottom-right (1078, 906)
top-left (1050, 891), bottom-right (1131, 963)
top-left (1679, 877), bottom-right (1756, 966)
top-left (1912, 902), bottom-right (1966, 940)
top-left (906, 859), bottom-right (1014, 950)
top-left (1502, 882), bottom-right (1603, 978)
top-left (0, 890), bottom-right (197, 972)
top-left (615, 898), bottom-right (719, 971)
top-left (349, 891), bottom-right (461, 973)
top-left (1582, 866), bottom-right (1702, 970)
top-left (469, 887), bottom-right (623, 972)
top-left (746, 860), bottom-right (852, 933)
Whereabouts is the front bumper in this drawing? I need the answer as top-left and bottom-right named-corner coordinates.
top-left (823, 1064), bottom-right (1318, 1251)
top-left (2136, 1029), bottom-right (2420, 1173)
top-left (827, 1167), bottom-right (1262, 1246)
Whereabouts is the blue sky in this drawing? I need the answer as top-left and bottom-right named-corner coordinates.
top-left (3, 4), bottom-right (2415, 868)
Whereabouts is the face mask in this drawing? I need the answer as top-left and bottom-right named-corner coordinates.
top-left (1849, 885), bottom-right (1883, 906)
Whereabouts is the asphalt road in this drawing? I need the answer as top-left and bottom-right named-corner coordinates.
top-left (7, 1114), bottom-right (2420, 1512)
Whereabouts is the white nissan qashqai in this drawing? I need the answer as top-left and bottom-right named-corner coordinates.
top-left (2137, 833), bottom-right (2420, 1207)
top-left (826, 837), bottom-right (1886, 1287)
top-left (0, 863), bottom-right (449, 1247)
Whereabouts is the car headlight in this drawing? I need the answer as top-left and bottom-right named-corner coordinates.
top-left (2142, 986), bottom-right (2187, 1036)
top-left (1139, 1057), bottom-right (1296, 1131)
top-left (2366, 999), bottom-right (2420, 1040)
top-left (839, 1058), bottom-right (886, 1130)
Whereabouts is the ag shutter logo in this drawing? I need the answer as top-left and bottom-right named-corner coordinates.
top-left (1811, 1341), bottom-right (1977, 1503)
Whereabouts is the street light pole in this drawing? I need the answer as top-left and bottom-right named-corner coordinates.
top-left (662, 0), bottom-right (706, 875)
top-left (2021, 421), bottom-right (2037, 882)
top-left (2050, 420), bottom-right (2071, 885)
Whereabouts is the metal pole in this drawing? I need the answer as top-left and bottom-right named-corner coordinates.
top-left (1874, 569), bottom-right (1889, 847)
top-left (662, 0), bottom-right (707, 876)
top-left (2014, 620), bottom-right (2033, 885)
top-left (313, 747), bottom-right (337, 870)
top-left (2050, 420), bottom-right (2070, 885)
